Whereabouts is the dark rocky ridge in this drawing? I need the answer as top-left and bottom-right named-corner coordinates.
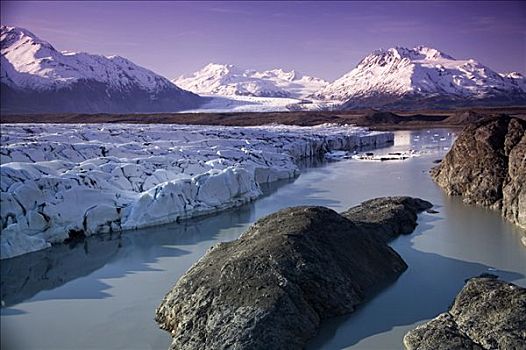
top-left (342, 197), bottom-right (432, 242)
top-left (443, 110), bottom-right (495, 125)
top-left (155, 197), bottom-right (432, 350)
top-left (431, 116), bottom-right (526, 230)
top-left (403, 276), bottom-right (526, 350)
top-left (1, 81), bottom-right (206, 114)
top-left (342, 91), bottom-right (526, 111)
top-left (3, 107), bottom-right (525, 131)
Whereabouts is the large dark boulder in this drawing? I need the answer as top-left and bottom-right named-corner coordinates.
top-left (431, 116), bottom-right (526, 229)
top-left (403, 276), bottom-right (526, 350)
top-left (342, 197), bottom-right (432, 241)
top-left (155, 197), bottom-right (431, 350)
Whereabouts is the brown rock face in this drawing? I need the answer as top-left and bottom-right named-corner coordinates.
top-left (155, 197), bottom-right (431, 350)
top-left (431, 116), bottom-right (526, 229)
top-left (403, 276), bottom-right (526, 350)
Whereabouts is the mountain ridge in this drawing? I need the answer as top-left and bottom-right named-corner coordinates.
top-left (174, 63), bottom-right (329, 99)
top-left (1, 25), bottom-right (204, 113)
top-left (2, 26), bottom-right (525, 113)
top-left (315, 46), bottom-right (526, 109)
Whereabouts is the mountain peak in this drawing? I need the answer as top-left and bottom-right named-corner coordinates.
top-left (203, 62), bottom-right (236, 70)
top-left (1, 25), bottom-right (57, 54)
top-left (1, 25), bottom-right (39, 42)
top-left (501, 71), bottom-right (524, 79)
top-left (412, 45), bottom-right (453, 60)
top-left (1, 25), bottom-right (182, 92)
top-left (364, 46), bottom-right (454, 66)
top-left (315, 45), bottom-right (526, 105)
top-left (175, 64), bottom-right (328, 98)
top-left (1, 25), bottom-right (204, 113)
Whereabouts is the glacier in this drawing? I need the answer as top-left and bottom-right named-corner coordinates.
top-left (0, 123), bottom-right (393, 259)
top-left (174, 64), bottom-right (335, 112)
top-left (178, 94), bottom-right (340, 113)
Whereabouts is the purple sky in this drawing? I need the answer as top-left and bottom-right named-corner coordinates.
top-left (2, 1), bottom-right (525, 81)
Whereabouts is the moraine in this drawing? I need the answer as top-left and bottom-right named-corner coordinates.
top-left (1, 129), bottom-right (525, 350)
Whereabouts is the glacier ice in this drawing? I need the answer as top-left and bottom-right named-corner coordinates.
top-left (0, 123), bottom-right (393, 259)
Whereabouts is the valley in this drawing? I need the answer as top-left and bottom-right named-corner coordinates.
top-left (2, 26), bottom-right (525, 114)
top-left (1, 3), bottom-right (525, 349)
top-left (3, 106), bottom-right (526, 130)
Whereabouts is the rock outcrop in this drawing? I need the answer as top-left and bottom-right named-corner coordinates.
top-left (342, 196), bottom-right (432, 241)
top-left (403, 276), bottom-right (526, 350)
top-left (155, 197), bottom-right (431, 350)
top-left (431, 116), bottom-right (526, 229)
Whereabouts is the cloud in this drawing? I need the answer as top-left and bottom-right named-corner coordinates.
top-left (462, 15), bottom-right (526, 35)
top-left (205, 6), bottom-right (253, 16)
top-left (365, 18), bottom-right (429, 34)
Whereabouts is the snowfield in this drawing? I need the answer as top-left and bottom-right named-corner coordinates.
top-left (0, 123), bottom-right (393, 259)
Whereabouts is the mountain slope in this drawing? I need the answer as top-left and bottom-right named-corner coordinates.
top-left (174, 63), bottom-right (328, 99)
top-left (1, 25), bottom-right (204, 113)
top-left (315, 46), bottom-right (526, 109)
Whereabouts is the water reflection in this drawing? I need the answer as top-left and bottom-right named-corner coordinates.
top-left (1, 128), bottom-right (524, 350)
top-left (1, 235), bottom-right (124, 309)
top-left (0, 175), bottom-right (291, 309)
top-left (308, 211), bottom-right (524, 350)
top-left (0, 157), bottom-right (333, 311)
top-left (391, 128), bottom-right (456, 153)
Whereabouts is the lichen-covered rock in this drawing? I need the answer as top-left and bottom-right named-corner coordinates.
top-left (403, 276), bottom-right (526, 350)
top-left (431, 116), bottom-right (526, 229)
top-left (155, 196), bottom-right (431, 350)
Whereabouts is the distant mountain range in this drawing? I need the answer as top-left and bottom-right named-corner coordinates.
top-left (174, 63), bottom-right (328, 99)
top-left (1, 25), bottom-right (525, 113)
top-left (0, 26), bottom-right (204, 113)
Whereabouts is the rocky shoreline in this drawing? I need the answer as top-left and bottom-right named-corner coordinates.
top-left (403, 275), bottom-right (526, 350)
top-left (2, 107), bottom-right (526, 130)
top-left (155, 196), bottom-right (432, 350)
top-left (431, 116), bottom-right (526, 231)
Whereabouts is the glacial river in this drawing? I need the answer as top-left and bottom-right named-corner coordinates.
top-left (1, 129), bottom-right (525, 350)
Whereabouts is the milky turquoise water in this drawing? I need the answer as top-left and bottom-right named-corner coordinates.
top-left (2, 129), bottom-right (525, 350)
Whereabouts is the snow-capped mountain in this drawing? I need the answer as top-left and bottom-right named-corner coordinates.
top-left (500, 72), bottom-right (526, 92)
top-left (315, 46), bottom-right (526, 109)
top-left (175, 63), bottom-right (328, 99)
top-left (1, 25), bottom-right (204, 113)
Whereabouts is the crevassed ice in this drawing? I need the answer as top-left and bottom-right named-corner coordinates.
top-left (0, 123), bottom-right (393, 259)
